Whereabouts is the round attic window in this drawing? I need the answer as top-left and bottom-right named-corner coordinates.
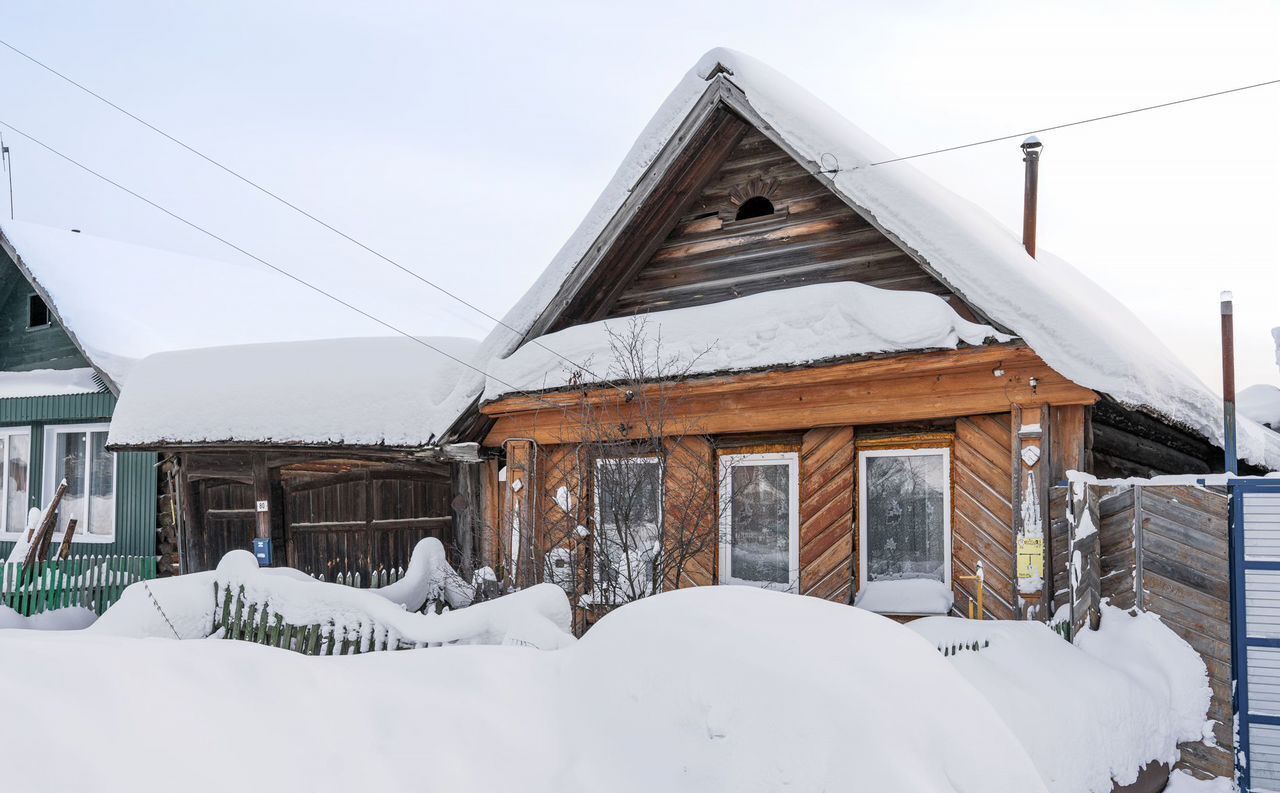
top-left (735, 195), bottom-right (775, 221)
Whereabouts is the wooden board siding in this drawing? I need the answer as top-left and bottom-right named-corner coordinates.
top-left (283, 470), bottom-right (451, 582)
top-left (1091, 483), bottom-right (1232, 780)
top-left (665, 437), bottom-right (717, 588)
top-left (952, 414), bottom-right (1016, 620)
top-left (187, 479), bottom-right (255, 573)
top-left (606, 127), bottom-right (965, 318)
top-left (0, 254), bottom-right (88, 373)
top-left (799, 426), bottom-right (854, 601)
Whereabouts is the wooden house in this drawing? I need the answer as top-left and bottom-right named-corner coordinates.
top-left (438, 49), bottom-right (1280, 625)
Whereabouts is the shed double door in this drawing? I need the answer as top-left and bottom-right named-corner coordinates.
top-left (282, 470), bottom-right (452, 582)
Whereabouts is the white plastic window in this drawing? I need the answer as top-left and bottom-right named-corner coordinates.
top-left (0, 428), bottom-right (31, 535)
top-left (43, 423), bottom-right (115, 542)
top-left (718, 453), bottom-right (799, 590)
top-left (858, 448), bottom-right (952, 587)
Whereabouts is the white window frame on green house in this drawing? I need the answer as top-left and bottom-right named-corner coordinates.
top-left (0, 426), bottom-right (32, 538)
top-left (42, 422), bottom-right (116, 544)
top-left (717, 452), bottom-right (800, 591)
top-left (857, 446), bottom-right (953, 590)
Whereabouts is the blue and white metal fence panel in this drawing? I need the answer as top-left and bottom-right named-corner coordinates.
top-left (1233, 479), bottom-right (1280, 792)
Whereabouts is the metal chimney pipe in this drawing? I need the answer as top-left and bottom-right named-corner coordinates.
top-left (1221, 290), bottom-right (1238, 474)
top-left (1021, 136), bottom-right (1043, 258)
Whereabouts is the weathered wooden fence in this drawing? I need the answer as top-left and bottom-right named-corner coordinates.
top-left (1, 555), bottom-right (157, 616)
top-left (1070, 480), bottom-right (1231, 781)
top-left (211, 582), bottom-right (438, 655)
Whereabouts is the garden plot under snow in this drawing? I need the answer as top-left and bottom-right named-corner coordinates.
top-left (0, 555), bottom-right (1215, 793)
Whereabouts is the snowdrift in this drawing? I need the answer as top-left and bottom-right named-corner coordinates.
top-left (3, 586), bottom-right (1046, 793)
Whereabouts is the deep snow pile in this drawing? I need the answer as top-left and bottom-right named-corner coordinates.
top-left (484, 282), bottom-right (1005, 400)
top-left (853, 577), bottom-right (954, 615)
top-left (2, 587), bottom-right (1049, 793)
top-left (92, 542), bottom-right (570, 650)
top-left (0, 604), bottom-right (96, 630)
top-left (911, 605), bottom-right (1211, 793)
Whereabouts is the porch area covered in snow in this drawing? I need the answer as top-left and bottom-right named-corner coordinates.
top-left (108, 336), bottom-right (483, 580)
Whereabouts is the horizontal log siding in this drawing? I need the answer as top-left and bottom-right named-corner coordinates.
top-left (607, 127), bottom-right (958, 317)
top-left (952, 414), bottom-right (1015, 620)
top-left (799, 426), bottom-right (854, 602)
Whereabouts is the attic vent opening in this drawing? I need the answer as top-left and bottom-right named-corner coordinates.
top-left (735, 196), bottom-right (775, 221)
top-left (27, 294), bottom-right (50, 329)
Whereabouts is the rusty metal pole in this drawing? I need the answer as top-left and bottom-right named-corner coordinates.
top-left (1021, 136), bottom-right (1043, 258)
top-left (1221, 291), bottom-right (1239, 474)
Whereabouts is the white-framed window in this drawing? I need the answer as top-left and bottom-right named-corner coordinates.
top-left (593, 456), bottom-right (663, 599)
top-left (858, 447), bottom-right (952, 588)
top-left (718, 452), bottom-right (799, 590)
top-left (42, 423), bottom-right (116, 543)
top-left (0, 427), bottom-right (32, 536)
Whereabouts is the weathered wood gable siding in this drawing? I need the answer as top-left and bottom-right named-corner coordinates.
top-left (606, 127), bottom-right (963, 318)
top-left (952, 414), bottom-right (1016, 620)
top-left (0, 253), bottom-right (88, 373)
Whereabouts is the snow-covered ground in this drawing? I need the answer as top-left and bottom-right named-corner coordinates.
top-left (0, 575), bottom-right (1216, 793)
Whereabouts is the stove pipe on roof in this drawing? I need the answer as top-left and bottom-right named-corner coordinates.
top-left (1021, 136), bottom-right (1043, 258)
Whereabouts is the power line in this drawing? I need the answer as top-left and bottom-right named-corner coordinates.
top-left (0, 116), bottom-right (550, 408)
top-left (866, 78), bottom-right (1280, 167)
top-left (0, 37), bottom-right (618, 391)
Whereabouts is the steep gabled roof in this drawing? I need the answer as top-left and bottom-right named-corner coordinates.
top-left (448, 48), bottom-right (1279, 469)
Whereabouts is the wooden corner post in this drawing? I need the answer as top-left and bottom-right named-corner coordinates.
top-left (1011, 404), bottom-right (1050, 619)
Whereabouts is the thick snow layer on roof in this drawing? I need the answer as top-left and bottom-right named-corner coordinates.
top-left (0, 221), bottom-right (429, 388)
top-left (6, 586), bottom-right (1050, 793)
top-left (484, 282), bottom-right (1005, 401)
top-left (1241, 384), bottom-right (1280, 430)
top-left (0, 368), bottom-right (101, 399)
top-left (107, 336), bottom-right (478, 448)
top-left (912, 605), bottom-right (1211, 792)
top-left (468, 48), bottom-right (1280, 469)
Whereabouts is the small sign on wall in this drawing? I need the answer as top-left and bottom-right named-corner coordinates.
top-left (252, 537), bottom-right (272, 567)
top-left (256, 500), bottom-right (269, 512)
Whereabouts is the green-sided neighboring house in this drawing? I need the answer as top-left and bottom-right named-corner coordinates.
top-left (0, 236), bottom-right (158, 566)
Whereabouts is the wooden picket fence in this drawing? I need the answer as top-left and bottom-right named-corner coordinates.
top-left (311, 567), bottom-right (406, 589)
top-left (1, 555), bottom-right (157, 616)
top-left (211, 582), bottom-right (443, 656)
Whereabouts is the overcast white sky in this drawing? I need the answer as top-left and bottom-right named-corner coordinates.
top-left (1, 1), bottom-right (1277, 390)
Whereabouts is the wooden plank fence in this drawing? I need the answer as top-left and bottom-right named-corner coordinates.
top-left (211, 582), bottom-right (445, 656)
top-left (1, 555), bottom-right (157, 616)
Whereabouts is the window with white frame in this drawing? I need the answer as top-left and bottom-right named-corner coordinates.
top-left (858, 447), bottom-right (951, 586)
top-left (718, 452), bottom-right (799, 590)
top-left (593, 456), bottom-right (663, 599)
top-left (0, 428), bottom-right (32, 536)
top-left (43, 423), bottom-right (115, 541)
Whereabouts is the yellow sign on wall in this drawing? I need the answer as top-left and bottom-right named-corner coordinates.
top-left (1017, 536), bottom-right (1044, 581)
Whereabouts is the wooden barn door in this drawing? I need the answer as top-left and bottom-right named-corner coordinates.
top-left (188, 480), bottom-right (256, 572)
top-left (283, 470), bottom-right (452, 581)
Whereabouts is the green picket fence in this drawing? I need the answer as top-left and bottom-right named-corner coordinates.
top-left (1, 555), bottom-right (157, 616)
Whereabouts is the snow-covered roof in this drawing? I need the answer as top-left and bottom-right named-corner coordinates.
top-left (0, 368), bottom-right (104, 400)
top-left (485, 282), bottom-right (1006, 400)
top-left (0, 221), bottom-right (441, 390)
top-left (107, 336), bottom-right (479, 449)
top-left (461, 48), bottom-right (1280, 469)
top-left (1241, 384), bottom-right (1280, 431)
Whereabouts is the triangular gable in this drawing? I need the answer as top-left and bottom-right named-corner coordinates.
top-left (0, 229), bottom-right (110, 390)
